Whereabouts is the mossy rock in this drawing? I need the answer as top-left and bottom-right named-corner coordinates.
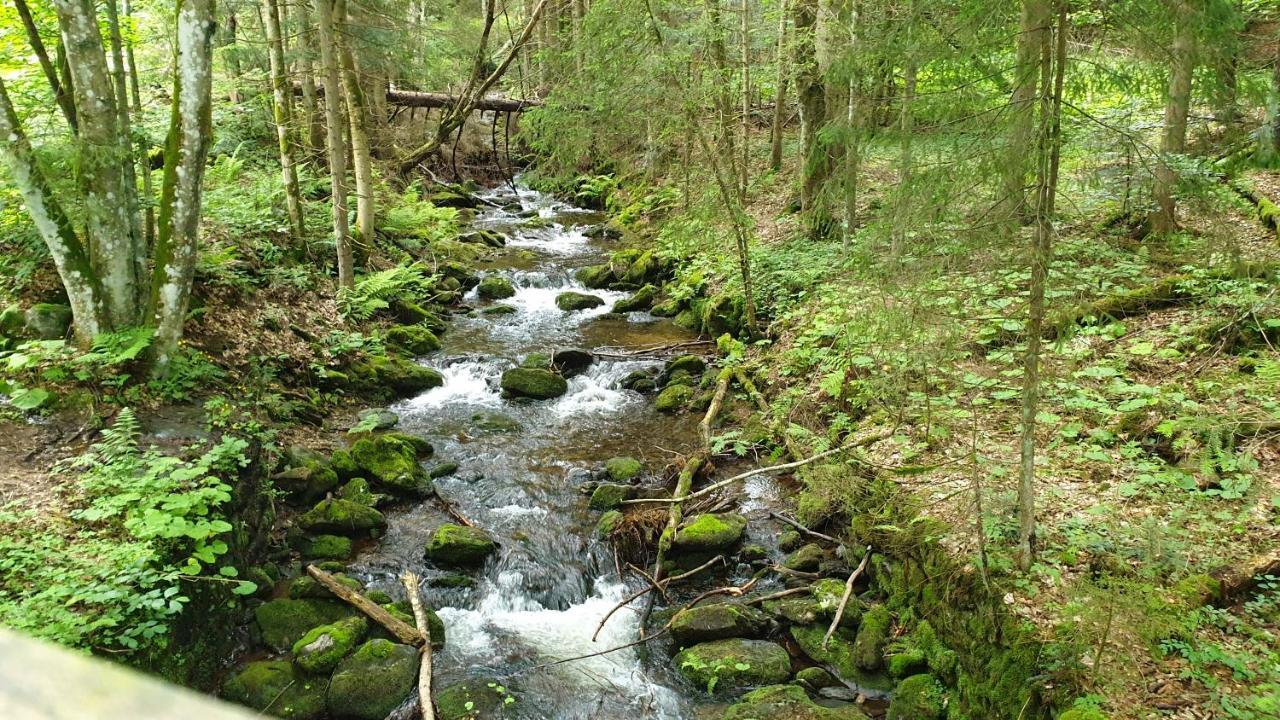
top-left (762, 597), bottom-right (823, 626)
top-left (520, 352), bottom-right (551, 369)
top-left (555, 291), bottom-right (605, 312)
top-left (650, 298), bottom-right (682, 317)
top-left (301, 534), bottom-right (354, 560)
top-left (350, 434), bottom-right (432, 495)
top-left (298, 498), bottom-right (387, 537)
top-left (620, 369), bottom-right (659, 393)
top-left (222, 660), bottom-right (327, 719)
top-left (604, 456), bottom-right (643, 481)
top-left (702, 293), bottom-right (744, 337)
top-left (385, 324), bottom-right (442, 355)
top-left (470, 411), bottom-right (523, 434)
top-left (721, 684), bottom-right (870, 720)
top-left (672, 513), bottom-right (747, 552)
top-left (460, 228), bottom-right (507, 247)
top-left (575, 264), bottom-right (615, 289)
top-left (292, 616), bottom-right (369, 674)
top-left (430, 187), bottom-right (480, 208)
top-left (355, 408), bottom-right (399, 431)
top-left (886, 673), bottom-right (947, 720)
top-left (337, 478), bottom-right (381, 506)
top-left (289, 573), bottom-right (362, 599)
top-left (24, 303), bottom-right (72, 340)
top-left (482, 304), bottom-right (518, 315)
top-left (1058, 710), bottom-right (1110, 720)
top-left (431, 572), bottom-right (476, 589)
top-left (673, 638), bottom-right (791, 693)
top-left (783, 543), bottom-right (826, 572)
top-left (664, 354), bottom-right (707, 379)
top-left (551, 348), bottom-right (593, 378)
top-left (255, 598), bottom-right (353, 651)
top-left (437, 679), bottom-right (517, 720)
top-left (391, 299), bottom-right (431, 325)
top-left (348, 355), bottom-right (445, 397)
top-left (589, 483), bottom-right (633, 510)
top-left (596, 510), bottom-right (623, 536)
top-left (0, 304), bottom-right (24, 339)
top-left (791, 625), bottom-right (860, 682)
top-left (622, 250), bottom-right (662, 285)
top-left (330, 449), bottom-right (360, 479)
top-left (670, 602), bottom-right (770, 645)
top-left (271, 464), bottom-right (339, 505)
top-left (853, 605), bottom-right (892, 672)
top-left (793, 666), bottom-right (841, 691)
top-left (430, 462), bottom-right (459, 478)
top-left (477, 275), bottom-right (516, 299)
top-left (327, 640), bottom-right (420, 720)
top-left (370, 602), bottom-right (445, 650)
top-left (614, 284), bottom-right (658, 312)
top-left (673, 309), bottom-right (700, 331)
top-left (500, 367), bottom-right (568, 400)
top-left (655, 384), bottom-right (694, 413)
top-left (425, 523), bottom-right (498, 566)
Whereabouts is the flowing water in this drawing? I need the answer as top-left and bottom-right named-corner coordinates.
top-left (349, 183), bottom-right (703, 719)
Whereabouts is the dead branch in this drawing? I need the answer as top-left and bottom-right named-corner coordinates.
top-left (770, 512), bottom-right (842, 545)
top-left (306, 565), bottom-right (423, 646)
top-left (401, 572), bottom-right (434, 720)
top-left (744, 586), bottom-right (811, 605)
top-left (699, 369), bottom-right (733, 447)
top-left (822, 548), bottom-right (871, 650)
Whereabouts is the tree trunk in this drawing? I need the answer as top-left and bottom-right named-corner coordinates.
top-left (339, 0), bottom-right (376, 248)
top-left (739, 0), bottom-right (751, 197)
top-left (122, 0), bottom-right (155, 252)
top-left (1003, 0), bottom-right (1050, 222)
top-left (0, 77), bottom-right (104, 342)
top-left (1262, 25), bottom-right (1280, 165)
top-left (264, 0), bottom-right (306, 241)
top-left (222, 10), bottom-right (241, 103)
top-left (13, 0), bottom-right (78, 132)
top-left (769, 0), bottom-right (789, 172)
top-left (707, 0), bottom-right (737, 184)
top-left (1150, 0), bottom-right (1195, 235)
top-left (792, 0), bottom-right (827, 218)
top-left (292, 1), bottom-right (326, 156)
top-left (315, 0), bottom-right (354, 288)
top-left (104, 0), bottom-right (144, 307)
top-left (151, 0), bottom-right (217, 370)
top-left (52, 0), bottom-right (141, 328)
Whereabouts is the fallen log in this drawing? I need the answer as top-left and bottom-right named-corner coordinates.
top-left (305, 565), bottom-right (423, 646)
top-left (297, 85), bottom-right (541, 112)
top-left (401, 572), bottom-right (435, 720)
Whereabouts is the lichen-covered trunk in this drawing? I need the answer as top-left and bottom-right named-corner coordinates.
top-left (14, 0), bottom-right (78, 132)
top-left (151, 0), bottom-right (216, 370)
top-left (315, 0), bottom-right (354, 288)
top-left (792, 0), bottom-right (830, 229)
top-left (122, 0), bottom-right (155, 252)
top-left (0, 77), bottom-right (106, 343)
top-left (53, 0), bottom-right (141, 328)
top-left (1002, 0), bottom-right (1050, 222)
top-left (1150, 0), bottom-right (1195, 235)
top-left (706, 0), bottom-right (737, 184)
top-left (338, 0), bottom-right (376, 248)
top-left (104, 0), bottom-right (145, 308)
top-left (263, 0), bottom-right (306, 241)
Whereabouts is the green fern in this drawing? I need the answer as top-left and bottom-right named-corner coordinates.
top-left (338, 263), bottom-right (433, 320)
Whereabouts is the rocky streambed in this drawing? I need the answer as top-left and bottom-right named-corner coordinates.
top-left (218, 183), bottom-right (1016, 720)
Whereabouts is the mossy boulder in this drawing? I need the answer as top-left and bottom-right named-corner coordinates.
top-left (673, 639), bottom-right (791, 693)
top-left (613, 284), bottom-right (658, 312)
top-left (886, 674), bottom-right (947, 720)
top-left (672, 513), bottom-right (747, 552)
top-left (853, 605), bottom-right (892, 671)
top-left (337, 478), bottom-right (381, 506)
top-left (0, 304), bottom-right (24, 339)
top-left (301, 534), bottom-right (354, 560)
top-left (470, 411), bottom-right (523, 434)
top-left (655, 384), bottom-right (694, 413)
top-left (604, 456), bottom-right (643, 481)
top-left (350, 434), bottom-right (432, 494)
top-left (477, 275), bottom-right (516, 299)
top-left (650, 298), bottom-right (682, 317)
top-left (793, 667), bottom-right (842, 691)
top-left (703, 294), bottom-right (744, 337)
top-left (222, 660), bottom-right (327, 718)
top-left (811, 579), bottom-right (863, 629)
top-left (391, 299), bottom-right (431, 325)
top-left (500, 367), bottom-right (568, 400)
top-left (791, 625), bottom-right (862, 682)
top-left (292, 616), bottom-right (369, 674)
top-left (430, 462), bottom-right (459, 478)
top-left (762, 596), bottom-right (823, 626)
top-left (327, 640), bottom-right (420, 720)
top-left (596, 510), bottom-right (623, 536)
top-left (24, 303), bottom-right (72, 340)
top-left (555, 291), bottom-right (605, 312)
top-left (620, 369), bottom-right (659, 393)
top-left (330, 449), bottom-right (359, 479)
top-left (551, 348), bottom-right (593, 378)
top-left (271, 464), bottom-right (340, 504)
top-left (430, 186), bottom-right (480, 208)
top-left (482, 304), bottom-right (517, 315)
top-left (588, 483), bottom-right (633, 510)
top-left (721, 684), bottom-right (871, 720)
top-left (783, 543), bottom-right (826, 572)
top-left (437, 679), bottom-right (517, 720)
top-left (664, 354), bottom-right (706, 380)
top-left (349, 355), bottom-right (445, 397)
top-left (255, 598), bottom-right (352, 651)
top-left (289, 573), bottom-right (362, 600)
top-left (622, 250), bottom-right (661, 285)
top-left (375, 601), bottom-right (446, 650)
top-left (460, 229), bottom-right (507, 248)
top-left (425, 523), bottom-right (498, 566)
top-left (355, 408), bottom-right (399, 431)
top-left (575, 264), bottom-right (615, 289)
top-left (520, 352), bottom-right (551, 368)
top-left (385, 324), bottom-right (442, 355)
top-left (298, 498), bottom-right (387, 537)
top-left (670, 602), bottom-right (770, 645)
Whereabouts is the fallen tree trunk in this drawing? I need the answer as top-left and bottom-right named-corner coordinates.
top-left (401, 572), bottom-right (435, 720)
top-left (306, 565), bottom-right (423, 646)
top-left (297, 85), bottom-right (541, 112)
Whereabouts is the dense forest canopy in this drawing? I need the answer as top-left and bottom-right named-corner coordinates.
top-left (0, 0), bottom-right (1279, 719)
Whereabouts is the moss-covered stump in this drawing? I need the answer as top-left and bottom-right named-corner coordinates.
top-left (555, 291), bottom-right (605, 311)
top-left (670, 602), bottom-right (770, 646)
top-left (613, 284), bottom-right (658, 312)
top-left (588, 483), bottom-right (633, 510)
top-left (385, 324), bottom-right (442, 355)
top-left (425, 523), bottom-right (498, 566)
top-left (575, 264), bottom-right (615, 289)
top-left (255, 598), bottom-right (353, 652)
top-left (604, 456), bottom-right (643, 481)
top-left (673, 638), bottom-right (791, 693)
top-left (477, 275), bottom-right (516, 299)
top-left (500, 367), bottom-right (568, 400)
top-left (350, 434), bottom-right (433, 495)
top-left (222, 660), bottom-right (327, 719)
top-left (655, 384), bottom-right (694, 413)
top-left (292, 616), bottom-right (369, 675)
top-left (886, 673), bottom-right (947, 720)
top-left (720, 684), bottom-right (871, 720)
top-left (298, 498), bottom-right (387, 537)
top-left (437, 679), bottom-right (517, 720)
top-left (672, 513), bottom-right (748, 553)
top-left (327, 639), bottom-right (420, 720)
top-left (348, 355), bottom-right (445, 397)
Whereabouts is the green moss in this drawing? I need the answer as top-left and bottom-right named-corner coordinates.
top-left (575, 264), bottom-right (615, 289)
top-left (622, 250), bottom-right (661, 285)
top-left (721, 684), bottom-right (870, 719)
top-left (348, 354), bottom-right (445, 397)
top-left (555, 291), bottom-right (605, 311)
top-left (298, 498), bottom-right (387, 537)
top-left (330, 449), bottom-right (360, 479)
top-left (350, 434), bottom-right (432, 495)
top-left (596, 510), bottom-right (623, 536)
top-left (385, 324), bottom-right (442, 355)
top-left (301, 534), bottom-right (354, 560)
top-left (337, 478), bottom-right (380, 506)
top-left (854, 604), bottom-right (892, 671)
top-left (670, 602), bottom-right (769, 645)
top-left (886, 674), bottom-right (946, 720)
top-left (289, 573), bottom-right (362, 599)
top-left (793, 666), bottom-right (841, 690)
top-left (271, 463), bottom-right (339, 505)
top-left (425, 523), bottom-right (498, 566)
top-left (783, 543), bottom-right (826, 572)
top-left (477, 275), bottom-right (516, 299)
top-left (327, 640), bottom-right (420, 720)
top-left (614, 284), bottom-right (658, 312)
top-left (500, 367), bottom-right (568, 399)
top-left (589, 483), bottom-right (632, 510)
top-left (604, 456), bottom-right (643, 481)
top-left (254, 598), bottom-right (352, 651)
top-left (672, 638), bottom-right (792, 693)
top-left (222, 660), bottom-right (327, 718)
top-left (665, 354), bottom-right (707, 378)
top-left (655, 384), bottom-right (694, 413)
top-left (672, 513), bottom-right (747, 552)
top-left (292, 616), bottom-right (369, 674)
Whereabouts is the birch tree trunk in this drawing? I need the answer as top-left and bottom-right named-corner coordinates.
top-left (264, 0), bottom-right (306, 241)
top-left (315, 0), bottom-right (354, 288)
top-left (0, 78), bottom-right (105, 342)
top-left (53, 0), bottom-right (141, 328)
top-left (339, 0), bottom-right (376, 248)
top-left (151, 0), bottom-right (217, 370)
top-left (1150, 0), bottom-right (1196, 235)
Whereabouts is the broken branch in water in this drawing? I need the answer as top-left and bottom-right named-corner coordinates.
top-left (306, 565), bottom-right (423, 646)
top-left (593, 554), bottom-right (725, 642)
top-left (822, 548), bottom-right (872, 650)
top-left (401, 571), bottom-right (435, 720)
